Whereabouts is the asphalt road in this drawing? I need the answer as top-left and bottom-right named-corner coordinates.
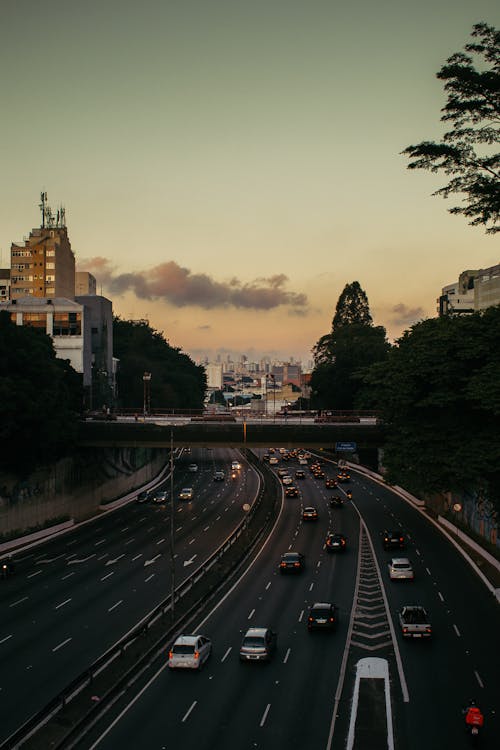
top-left (81, 450), bottom-right (499, 750)
top-left (0, 447), bottom-right (258, 744)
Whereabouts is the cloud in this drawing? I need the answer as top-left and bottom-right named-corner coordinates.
top-left (78, 257), bottom-right (308, 312)
top-left (390, 303), bottom-right (425, 327)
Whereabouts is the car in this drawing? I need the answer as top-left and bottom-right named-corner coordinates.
top-left (307, 602), bottom-right (337, 631)
top-left (295, 470), bottom-right (306, 479)
top-left (330, 495), bottom-right (344, 508)
top-left (282, 475), bottom-right (293, 486)
top-left (279, 551), bottom-right (305, 573)
top-left (188, 463), bottom-right (198, 473)
top-left (277, 468), bottom-right (288, 477)
top-left (298, 457), bottom-right (308, 466)
top-left (263, 454), bottom-right (270, 462)
top-left (152, 490), bottom-right (169, 504)
top-left (313, 470), bottom-right (325, 479)
top-left (239, 627), bottom-right (277, 662)
top-left (168, 634), bottom-right (212, 670)
top-left (388, 557), bottom-right (414, 580)
top-left (269, 456), bottom-right (279, 465)
top-left (179, 487), bottom-right (194, 500)
top-left (325, 478), bottom-right (338, 489)
top-left (302, 506), bottom-right (318, 521)
top-left (231, 460), bottom-right (241, 470)
top-left (137, 490), bottom-right (151, 503)
top-left (337, 471), bottom-right (350, 483)
top-left (1, 558), bottom-right (15, 579)
top-left (213, 470), bottom-right (225, 481)
top-left (285, 485), bottom-right (299, 498)
top-left (325, 532), bottom-right (347, 552)
top-left (382, 530), bottom-right (406, 550)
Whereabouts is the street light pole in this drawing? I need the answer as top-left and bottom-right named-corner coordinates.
top-left (170, 428), bottom-right (175, 621)
top-left (143, 371), bottom-right (152, 419)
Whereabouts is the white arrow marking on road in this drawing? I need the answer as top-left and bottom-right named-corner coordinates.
top-left (183, 555), bottom-right (197, 567)
top-left (67, 554), bottom-right (96, 565)
top-left (105, 554), bottom-right (125, 566)
top-left (144, 554), bottom-right (161, 567)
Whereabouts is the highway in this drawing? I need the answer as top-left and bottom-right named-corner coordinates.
top-left (0, 447), bottom-right (258, 744)
top-left (79, 451), bottom-right (499, 750)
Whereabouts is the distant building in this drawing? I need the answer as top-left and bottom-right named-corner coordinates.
top-left (75, 271), bottom-right (97, 296)
top-left (205, 363), bottom-right (223, 389)
top-left (0, 269), bottom-right (10, 301)
top-left (271, 363), bottom-right (302, 388)
top-left (438, 263), bottom-right (500, 316)
top-left (10, 225), bottom-right (75, 300)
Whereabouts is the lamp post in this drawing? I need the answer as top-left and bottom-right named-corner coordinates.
top-left (170, 428), bottom-right (175, 620)
top-left (143, 372), bottom-right (152, 419)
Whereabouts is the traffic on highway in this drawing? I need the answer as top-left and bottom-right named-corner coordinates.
top-left (1, 447), bottom-right (498, 750)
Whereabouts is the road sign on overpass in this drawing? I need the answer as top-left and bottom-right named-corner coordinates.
top-left (336, 442), bottom-right (357, 452)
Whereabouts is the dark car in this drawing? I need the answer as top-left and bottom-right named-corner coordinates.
top-left (325, 533), bottom-right (347, 552)
top-left (325, 478), bottom-right (338, 489)
top-left (330, 495), bottom-right (344, 508)
top-left (285, 485), bottom-right (299, 497)
top-left (295, 470), bottom-right (306, 479)
top-left (239, 627), bottom-right (277, 662)
top-left (307, 602), bottom-right (337, 631)
top-left (279, 552), bottom-right (305, 573)
top-left (302, 506), bottom-right (319, 521)
top-left (382, 530), bottom-right (406, 550)
top-left (137, 490), bottom-right (151, 504)
top-left (337, 471), bottom-right (350, 483)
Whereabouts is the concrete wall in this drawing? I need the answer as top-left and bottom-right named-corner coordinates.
top-left (0, 447), bottom-right (166, 541)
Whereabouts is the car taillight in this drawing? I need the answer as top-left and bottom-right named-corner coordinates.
top-left (403, 627), bottom-right (408, 634)
top-left (168, 651), bottom-right (173, 659)
top-left (194, 651), bottom-right (199, 660)
top-left (329, 617), bottom-right (335, 622)
top-left (294, 562), bottom-right (300, 567)
top-left (308, 616), bottom-right (313, 622)
top-left (426, 627), bottom-right (432, 633)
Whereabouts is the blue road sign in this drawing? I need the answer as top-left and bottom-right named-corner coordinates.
top-left (335, 442), bottom-right (357, 452)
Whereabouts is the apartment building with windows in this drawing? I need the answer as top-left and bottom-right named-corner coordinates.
top-left (10, 225), bottom-right (75, 300)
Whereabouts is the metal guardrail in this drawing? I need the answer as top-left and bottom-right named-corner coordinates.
top-left (1, 453), bottom-right (278, 750)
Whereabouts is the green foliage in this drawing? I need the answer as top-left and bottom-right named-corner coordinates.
top-left (113, 318), bottom-right (207, 410)
top-left (311, 283), bottom-right (389, 409)
top-left (0, 311), bottom-right (82, 473)
top-left (364, 308), bottom-right (500, 509)
top-left (402, 22), bottom-right (500, 234)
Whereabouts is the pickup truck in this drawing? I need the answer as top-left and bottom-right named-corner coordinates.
top-left (398, 606), bottom-right (432, 639)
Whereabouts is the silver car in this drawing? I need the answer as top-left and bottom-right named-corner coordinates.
top-left (168, 634), bottom-right (212, 670)
top-left (179, 487), bottom-right (194, 500)
top-left (388, 557), bottom-right (414, 580)
top-left (239, 627), bottom-right (277, 662)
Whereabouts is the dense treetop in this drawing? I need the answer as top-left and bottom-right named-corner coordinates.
top-left (113, 318), bottom-right (206, 411)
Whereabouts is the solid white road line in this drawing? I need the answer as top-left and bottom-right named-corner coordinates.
top-left (260, 704), bottom-right (271, 727)
top-left (53, 637), bottom-right (72, 652)
top-left (100, 572), bottom-right (114, 582)
top-left (0, 634), bottom-right (13, 645)
top-left (108, 600), bottom-right (123, 613)
top-left (55, 598), bottom-right (72, 610)
top-left (9, 597), bottom-right (28, 608)
top-left (221, 647), bottom-right (232, 662)
top-left (182, 701), bottom-right (197, 722)
top-left (27, 570), bottom-right (42, 578)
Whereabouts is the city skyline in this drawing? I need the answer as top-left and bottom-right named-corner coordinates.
top-left (1, 0), bottom-right (498, 363)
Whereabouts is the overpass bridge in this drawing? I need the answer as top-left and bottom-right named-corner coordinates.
top-left (78, 416), bottom-right (384, 455)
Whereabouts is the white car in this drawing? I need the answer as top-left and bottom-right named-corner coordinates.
top-left (282, 475), bottom-right (293, 485)
top-left (168, 634), bottom-right (212, 670)
top-left (388, 557), bottom-right (414, 580)
top-left (179, 487), bottom-right (194, 500)
top-left (231, 460), bottom-right (241, 470)
top-left (188, 464), bottom-right (198, 473)
top-left (269, 457), bottom-right (279, 465)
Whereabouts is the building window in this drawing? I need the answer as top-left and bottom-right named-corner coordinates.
top-left (46, 262), bottom-right (55, 269)
top-left (53, 311), bottom-right (82, 336)
top-left (22, 313), bottom-right (47, 330)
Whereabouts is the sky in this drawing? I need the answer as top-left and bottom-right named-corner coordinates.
top-left (1, 0), bottom-right (498, 366)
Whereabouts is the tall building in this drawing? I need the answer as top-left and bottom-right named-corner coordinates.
top-left (10, 195), bottom-right (75, 300)
top-left (438, 263), bottom-right (500, 316)
top-left (76, 271), bottom-right (97, 296)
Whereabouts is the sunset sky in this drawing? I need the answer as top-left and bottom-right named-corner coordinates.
top-left (1, 0), bottom-right (498, 365)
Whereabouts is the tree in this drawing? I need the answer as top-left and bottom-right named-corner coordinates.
top-left (113, 318), bottom-right (206, 410)
top-left (0, 311), bottom-right (82, 473)
top-left (363, 308), bottom-right (500, 509)
top-left (311, 282), bottom-right (389, 409)
top-left (402, 22), bottom-right (500, 234)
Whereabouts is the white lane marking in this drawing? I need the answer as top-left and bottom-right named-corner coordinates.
top-left (248, 608), bottom-right (255, 619)
top-left (97, 554), bottom-right (108, 561)
top-left (317, 561), bottom-right (321, 568)
top-left (415, 549), bottom-right (421, 556)
top-left (10, 597), bottom-right (28, 608)
top-left (426, 567), bottom-right (431, 575)
top-left (203, 526), bottom-right (210, 532)
top-left (0, 634), bottom-right (13, 645)
top-left (145, 574), bottom-right (155, 583)
top-left (453, 624), bottom-right (461, 637)
top-left (182, 701), bottom-right (197, 722)
top-left (27, 570), bottom-right (42, 579)
top-left (94, 539), bottom-right (106, 547)
top-left (146, 527), bottom-right (155, 532)
top-left (299, 610), bottom-right (304, 622)
top-left (221, 647), bottom-right (232, 662)
top-left (108, 600), bottom-right (123, 613)
top-left (283, 648), bottom-right (291, 664)
top-left (125, 539), bottom-right (135, 546)
top-left (438, 591), bottom-right (444, 602)
top-left (474, 671), bottom-right (484, 688)
top-left (189, 538), bottom-right (195, 545)
top-left (101, 572), bottom-right (114, 582)
top-left (260, 704), bottom-right (271, 727)
top-left (215, 516), bottom-right (221, 521)
top-left (265, 581), bottom-right (271, 590)
top-left (132, 554), bottom-right (142, 562)
top-left (66, 553), bottom-right (77, 560)
top-left (62, 572), bottom-right (75, 580)
top-left (144, 554), bottom-right (161, 567)
top-left (309, 583), bottom-right (314, 591)
top-left (120, 527), bottom-right (129, 532)
top-left (156, 538), bottom-right (165, 545)
top-left (176, 527), bottom-right (183, 532)
top-left (53, 637), bottom-right (72, 652)
top-left (105, 554), bottom-right (125, 566)
top-left (55, 598), bottom-right (72, 610)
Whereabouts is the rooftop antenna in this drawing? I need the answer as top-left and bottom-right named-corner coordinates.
top-left (39, 191), bottom-right (48, 228)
